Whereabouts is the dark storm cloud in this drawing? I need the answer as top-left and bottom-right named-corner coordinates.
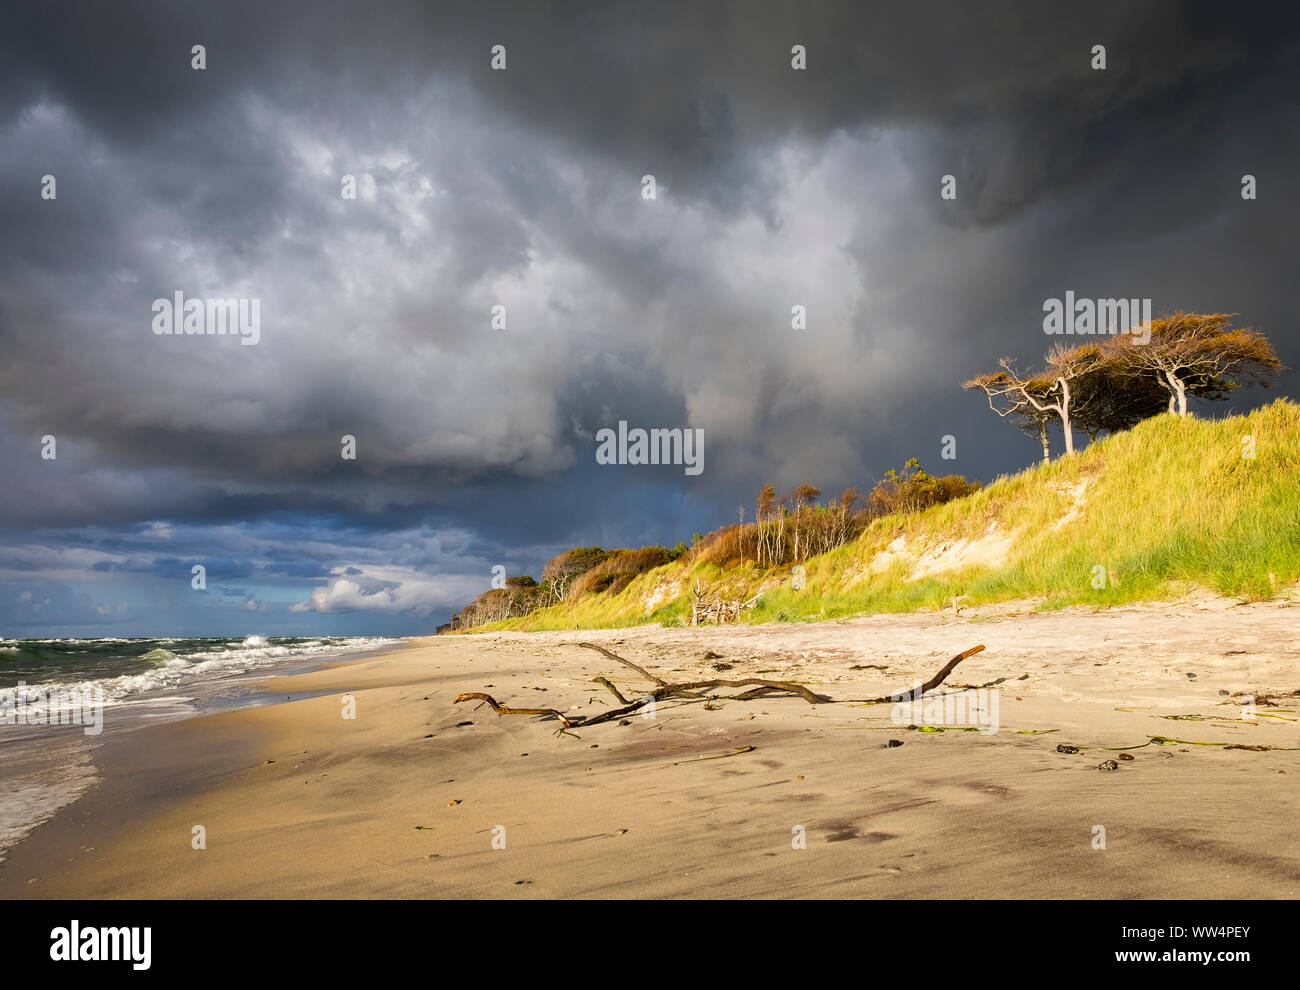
top-left (1, 1), bottom-right (1297, 630)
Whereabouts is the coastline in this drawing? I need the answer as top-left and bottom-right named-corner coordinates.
top-left (2, 603), bottom-right (1298, 899)
top-left (0, 638), bottom-right (405, 867)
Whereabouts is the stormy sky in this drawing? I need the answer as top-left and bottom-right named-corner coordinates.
top-left (1, 1), bottom-right (1297, 636)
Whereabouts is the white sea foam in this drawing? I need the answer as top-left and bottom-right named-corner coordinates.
top-left (0, 636), bottom-right (401, 710)
top-left (0, 635), bottom-right (402, 862)
top-left (0, 737), bottom-right (97, 863)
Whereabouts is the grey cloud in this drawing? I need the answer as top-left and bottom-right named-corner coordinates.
top-left (0, 2), bottom-right (1296, 632)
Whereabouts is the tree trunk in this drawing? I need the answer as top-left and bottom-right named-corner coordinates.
top-left (1058, 377), bottom-right (1075, 455)
top-left (1038, 422), bottom-right (1050, 463)
top-left (1163, 370), bottom-right (1187, 416)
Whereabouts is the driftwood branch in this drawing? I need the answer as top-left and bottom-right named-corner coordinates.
top-left (576, 641), bottom-right (667, 685)
top-left (664, 678), bottom-right (829, 705)
top-left (453, 644), bottom-right (986, 730)
top-left (453, 693), bottom-right (572, 723)
top-left (578, 641), bottom-right (708, 699)
top-left (729, 686), bottom-right (780, 701)
top-left (846, 644), bottom-right (986, 703)
top-left (592, 676), bottom-right (632, 704)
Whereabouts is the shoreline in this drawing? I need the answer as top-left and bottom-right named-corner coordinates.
top-left (2, 603), bottom-right (1298, 899)
top-left (0, 639), bottom-right (408, 866)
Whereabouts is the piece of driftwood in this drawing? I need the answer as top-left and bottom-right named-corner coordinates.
top-left (576, 641), bottom-right (667, 685)
top-left (580, 642), bottom-right (828, 705)
top-left (690, 580), bottom-right (761, 626)
top-left (592, 675), bottom-right (632, 704)
top-left (452, 693), bottom-right (572, 723)
top-left (578, 640), bottom-right (716, 699)
top-left (846, 644), bottom-right (987, 703)
top-left (452, 643), bottom-right (986, 730)
top-left (666, 745), bottom-right (756, 767)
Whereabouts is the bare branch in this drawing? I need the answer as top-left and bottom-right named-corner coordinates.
top-left (452, 644), bottom-right (987, 730)
top-left (577, 641), bottom-right (667, 686)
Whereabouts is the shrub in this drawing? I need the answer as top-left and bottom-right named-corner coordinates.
top-left (569, 546), bottom-right (673, 598)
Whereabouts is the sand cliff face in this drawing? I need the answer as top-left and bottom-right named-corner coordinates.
top-left (865, 521), bottom-right (1017, 581)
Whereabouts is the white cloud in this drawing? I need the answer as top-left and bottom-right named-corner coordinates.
top-left (290, 565), bottom-right (481, 616)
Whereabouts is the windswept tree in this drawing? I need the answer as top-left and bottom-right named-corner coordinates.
top-left (965, 344), bottom-right (1106, 457)
top-left (964, 367), bottom-right (1059, 462)
top-left (1070, 347), bottom-right (1171, 439)
top-left (1039, 343), bottom-right (1112, 454)
top-left (1112, 312), bottom-right (1281, 417)
top-left (967, 312), bottom-right (1282, 459)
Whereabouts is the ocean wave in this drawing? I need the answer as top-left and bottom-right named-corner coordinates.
top-left (0, 636), bottom-right (401, 867)
top-left (0, 636), bottom-right (401, 709)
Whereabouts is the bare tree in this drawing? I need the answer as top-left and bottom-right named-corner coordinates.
top-left (965, 367), bottom-right (1059, 462)
top-left (964, 343), bottom-right (1111, 459)
top-left (789, 483), bottom-right (821, 561)
top-left (755, 484), bottom-right (776, 566)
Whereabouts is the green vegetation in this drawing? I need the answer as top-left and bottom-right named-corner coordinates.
top-left (452, 400), bottom-right (1300, 632)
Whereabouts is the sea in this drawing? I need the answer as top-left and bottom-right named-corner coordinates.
top-left (0, 634), bottom-right (403, 862)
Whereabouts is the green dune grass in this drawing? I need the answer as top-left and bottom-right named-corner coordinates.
top-left (468, 400), bottom-right (1300, 632)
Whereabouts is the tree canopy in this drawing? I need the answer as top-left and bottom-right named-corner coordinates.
top-left (966, 312), bottom-right (1282, 459)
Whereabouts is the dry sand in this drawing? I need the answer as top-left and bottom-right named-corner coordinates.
top-left (2, 597), bottom-right (1298, 899)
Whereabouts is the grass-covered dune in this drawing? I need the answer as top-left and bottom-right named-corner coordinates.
top-left (467, 400), bottom-right (1300, 632)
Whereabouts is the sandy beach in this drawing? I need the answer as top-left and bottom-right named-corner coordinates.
top-left (2, 597), bottom-right (1298, 899)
